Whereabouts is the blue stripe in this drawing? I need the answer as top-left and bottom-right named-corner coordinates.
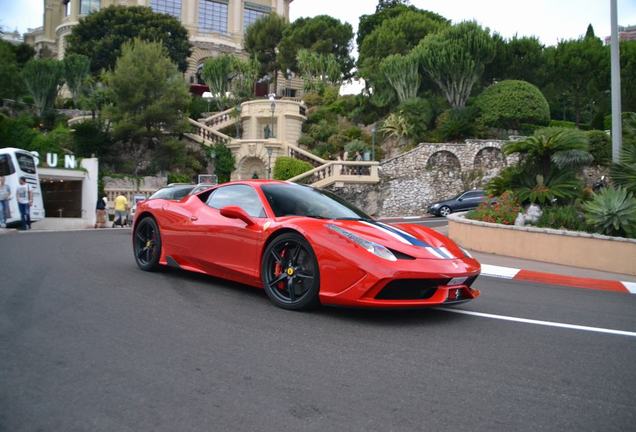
top-left (373, 221), bottom-right (431, 248)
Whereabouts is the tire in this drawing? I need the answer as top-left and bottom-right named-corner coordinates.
top-left (439, 206), bottom-right (452, 217)
top-left (133, 217), bottom-right (162, 271)
top-left (261, 232), bottom-right (320, 310)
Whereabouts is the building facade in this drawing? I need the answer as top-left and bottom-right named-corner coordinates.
top-left (25, 0), bottom-right (293, 84)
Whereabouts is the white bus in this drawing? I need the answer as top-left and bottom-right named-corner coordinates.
top-left (0, 147), bottom-right (45, 226)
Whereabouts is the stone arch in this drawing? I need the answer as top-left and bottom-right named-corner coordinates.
top-left (425, 150), bottom-right (462, 172)
top-left (237, 156), bottom-right (267, 180)
top-left (474, 146), bottom-right (505, 171)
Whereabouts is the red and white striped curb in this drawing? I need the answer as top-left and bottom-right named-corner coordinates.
top-left (481, 264), bottom-right (636, 294)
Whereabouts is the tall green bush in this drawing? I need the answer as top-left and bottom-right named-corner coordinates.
top-left (587, 130), bottom-right (611, 165)
top-left (273, 156), bottom-right (313, 180)
top-left (474, 80), bottom-right (550, 129)
top-left (22, 59), bottom-right (64, 116)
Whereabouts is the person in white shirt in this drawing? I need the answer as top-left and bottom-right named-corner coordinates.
top-left (0, 176), bottom-right (11, 228)
top-left (16, 177), bottom-right (32, 230)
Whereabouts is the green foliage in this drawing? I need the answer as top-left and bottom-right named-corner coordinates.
top-left (514, 171), bottom-right (582, 205)
top-left (200, 54), bottom-right (235, 108)
top-left (587, 130), bottom-right (611, 165)
top-left (485, 165), bottom-right (521, 196)
top-left (611, 145), bottom-right (636, 194)
top-left (244, 13), bottom-right (288, 79)
top-left (66, 5), bottom-right (191, 74)
top-left (484, 36), bottom-right (546, 86)
top-left (273, 156), bottom-right (313, 180)
top-left (380, 53), bottom-right (421, 103)
top-left (0, 41), bottom-right (22, 100)
top-left (212, 143), bottom-right (235, 184)
top-left (29, 125), bottom-right (73, 155)
top-left (72, 120), bottom-right (113, 158)
top-left (416, 21), bottom-right (495, 108)
top-left (474, 80), bottom-right (550, 129)
top-left (22, 59), bottom-right (64, 117)
top-left (278, 15), bottom-right (354, 79)
top-left (167, 172), bottom-right (192, 184)
top-left (583, 186), bottom-right (636, 238)
top-left (62, 54), bottom-right (91, 106)
top-left (397, 97), bottom-right (433, 143)
top-left (104, 39), bottom-right (190, 141)
top-left (297, 49), bottom-right (342, 91)
top-left (152, 138), bottom-right (205, 179)
top-left (358, 10), bottom-right (445, 81)
top-left (12, 43), bottom-right (35, 66)
top-left (381, 112), bottom-right (411, 145)
top-left (344, 139), bottom-right (368, 155)
top-left (189, 96), bottom-right (209, 119)
top-left (536, 205), bottom-right (589, 232)
top-left (621, 40), bottom-right (636, 112)
top-left (548, 119), bottom-right (577, 128)
top-left (0, 114), bottom-right (38, 149)
top-left (466, 191), bottom-right (520, 225)
top-left (434, 107), bottom-right (479, 141)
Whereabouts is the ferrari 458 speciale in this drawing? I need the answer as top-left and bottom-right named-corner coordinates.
top-left (132, 180), bottom-right (480, 310)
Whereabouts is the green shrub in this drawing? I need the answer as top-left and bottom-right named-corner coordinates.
top-left (475, 80), bottom-right (550, 129)
top-left (273, 156), bottom-right (313, 180)
top-left (548, 119), bottom-right (577, 129)
top-left (434, 107), bottom-right (479, 141)
top-left (397, 97), bottom-right (433, 144)
top-left (583, 186), bottom-right (636, 238)
top-left (344, 139), bottom-right (368, 155)
top-left (167, 172), bottom-right (192, 184)
top-left (189, 96), bottom-right (209, 119)
top-left (466, 191), bottom-right (521, 225)
top-left (72, 120), bottom-right (112, 158)
top-left (302, 91), bottom-right (323, 107)
top-left (30, 125), bottom-right (73, 155)
top-left (515, 172), bottom-right (582, 205)
top-left (212, 143), bottom-right (235, 183)
top-left (0, 114), bottom-right (38, 149)
top-left (536, 205), bottom-right (589, 232)
top-left (587, 130), bottom-right (611, 165)
top-left (611, 145), bottom-right (636, 195)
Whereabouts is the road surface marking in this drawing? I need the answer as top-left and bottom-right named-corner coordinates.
top-left (623, 282), bottom-right (636, 294)
top-left (436, 307), bottom-right (636, 338)
top-left (481, 264), bottom-right (521, 279)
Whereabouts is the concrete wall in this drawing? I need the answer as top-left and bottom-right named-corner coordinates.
top-left (447, 213), bottom-right (636, 276)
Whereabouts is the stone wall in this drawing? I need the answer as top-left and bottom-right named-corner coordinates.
top-left (327, 140), bottom-right (518, 217)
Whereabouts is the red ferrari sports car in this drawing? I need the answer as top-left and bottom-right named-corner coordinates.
top-left (132, 180), bottom-right (480, 310)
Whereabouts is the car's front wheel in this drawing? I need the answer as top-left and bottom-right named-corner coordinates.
top-left (439, 205), bottom-right (452, 217)
top-left (261, 233), bottom-right (320, 310)
top-left (133, 217), bottom-right (162, 271)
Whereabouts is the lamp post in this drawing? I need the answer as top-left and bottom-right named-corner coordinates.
top-left (202, 91), bottom-right (213, 114)
top-left (267, 147), bottom-right (274, 179)
top-left (371, 125), bottom-right (377, 161)
top-left (235, 103), bottom-right (241, 139)
top-left (268, 93), bottom-right (276, 139)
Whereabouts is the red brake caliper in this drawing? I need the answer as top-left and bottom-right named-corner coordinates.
top-left (274, 248), bottom-right (287, 291)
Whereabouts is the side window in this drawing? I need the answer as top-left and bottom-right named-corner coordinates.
top-left (464, 192), bottom-right (484, 199)
top-left (0, 154), bottom-right (15, 176)
top-left (207, 184), bottom-right (266, 218)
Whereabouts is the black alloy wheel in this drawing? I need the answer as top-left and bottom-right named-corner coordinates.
top-left (262, 233), bottom-right (320, 310)
top-left (133, 217), bottom-right (162, 271)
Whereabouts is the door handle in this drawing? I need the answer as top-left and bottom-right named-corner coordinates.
top-left (190, 216), bottom-right (198, 221)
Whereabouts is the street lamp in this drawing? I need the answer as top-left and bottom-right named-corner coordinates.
top-left (268, 93), bottom-right (276, 139)
top-left (235, 103), bottom-right (241, 139)
top-left (267, 147), bottom-right (274, 179)
top-left (202, 91), bottom-right (213, 114)
top-left (371, 125), bottom-right (377, 161)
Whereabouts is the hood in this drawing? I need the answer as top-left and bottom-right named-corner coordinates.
top-left (327, 219), bottom-right (467, 260)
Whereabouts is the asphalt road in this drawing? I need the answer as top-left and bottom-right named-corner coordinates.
top-left (1, 230), bottom-right (635, 432)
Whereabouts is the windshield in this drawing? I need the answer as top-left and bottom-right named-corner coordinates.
top-left (261, 183), bottom-right (371, 220)
top-left (16, 153), bottom-right (36, 174)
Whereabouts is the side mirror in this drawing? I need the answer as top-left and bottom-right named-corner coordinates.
top-left (220, 205), bottom-right (254, 226)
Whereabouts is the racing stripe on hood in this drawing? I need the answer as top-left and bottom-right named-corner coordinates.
top-left (362, 221), bottom-right (456, 259)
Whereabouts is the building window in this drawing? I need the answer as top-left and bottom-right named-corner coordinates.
top-left (150, 0), bottom-right (182, 19)
top-left (243, 2), bottom-right (271, 31)
top-left (199, 0), bottom-right (228, 34)
top-left (63, 0), bottom-right (71, 17)
top-left (79, 0), bottom-right (100, 15)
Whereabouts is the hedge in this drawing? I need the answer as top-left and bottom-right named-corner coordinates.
top-left (273, 156), bottom-right (313, 180)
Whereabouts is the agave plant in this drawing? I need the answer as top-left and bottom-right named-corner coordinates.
top-left (583, 186), bottom-right (636, 238)
top-left (514, 171), bottom-right (581, 205)
top-left (381, 113), bottom-right (412, 146)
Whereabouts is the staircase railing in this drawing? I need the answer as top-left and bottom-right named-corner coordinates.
top-left (200, 107), bottom-right (237, 130)
top-left (187, 118), bottom-right (231, 146)
top-left (288, 161), bottom-right (380, 188)
top-left (286, 143), bottom-right (325, 168)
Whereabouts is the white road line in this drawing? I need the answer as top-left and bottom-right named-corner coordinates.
top-left (436, 307), bottom-right (636, 338)
top-left (480, 264), bottom-right (520, 279)
top-left (402, 216), bottom-right (421, 220)
top-left (622, 282), bottom-right (636, 294)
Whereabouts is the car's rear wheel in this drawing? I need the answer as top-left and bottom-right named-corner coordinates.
top-left (262, 233), bottom-right (320, 310)
top-left (133, 217), bottom-right (162, 271)
top-left (439, 205), bottom-right (451, 217)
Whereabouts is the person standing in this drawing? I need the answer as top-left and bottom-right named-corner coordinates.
top-left (95, 196), bottom-right (107, 228)
top-left (113, 194), bottom-right (128, 227)
top-left (16, 177), bottom-right (32, 230)
top-left (0, 176), bottom-right (11, 228)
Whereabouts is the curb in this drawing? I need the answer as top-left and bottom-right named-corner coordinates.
top-left (480, 264), bottom-right (636, 295)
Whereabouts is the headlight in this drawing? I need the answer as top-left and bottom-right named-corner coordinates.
top-left (460, 247), bottom-right (473, 258)
top-left (328, 224), bottom-right (397, 261)
top-left (430, 203), bottom-right (440, 209)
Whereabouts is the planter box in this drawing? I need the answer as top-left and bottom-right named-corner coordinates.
top-left (447, 213), bottom-right (636, 276)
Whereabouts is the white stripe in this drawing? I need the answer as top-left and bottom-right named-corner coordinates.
top-left (377, 221), bottom-right (417, 239)
top-left (402, 216), bottom-right (420, 220)
top-left (436, 307), bottom-right (636, 338)
top-left (438, 246), bottom-right (455, 259)
top-left (425, 247), bottom-right (445, 259)
top-left (360, 221), bottom-right (411, 245)
top-left (622, 281), bottom-right (636, 294)
top-left (480, 264), bottom-right (521, 279)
